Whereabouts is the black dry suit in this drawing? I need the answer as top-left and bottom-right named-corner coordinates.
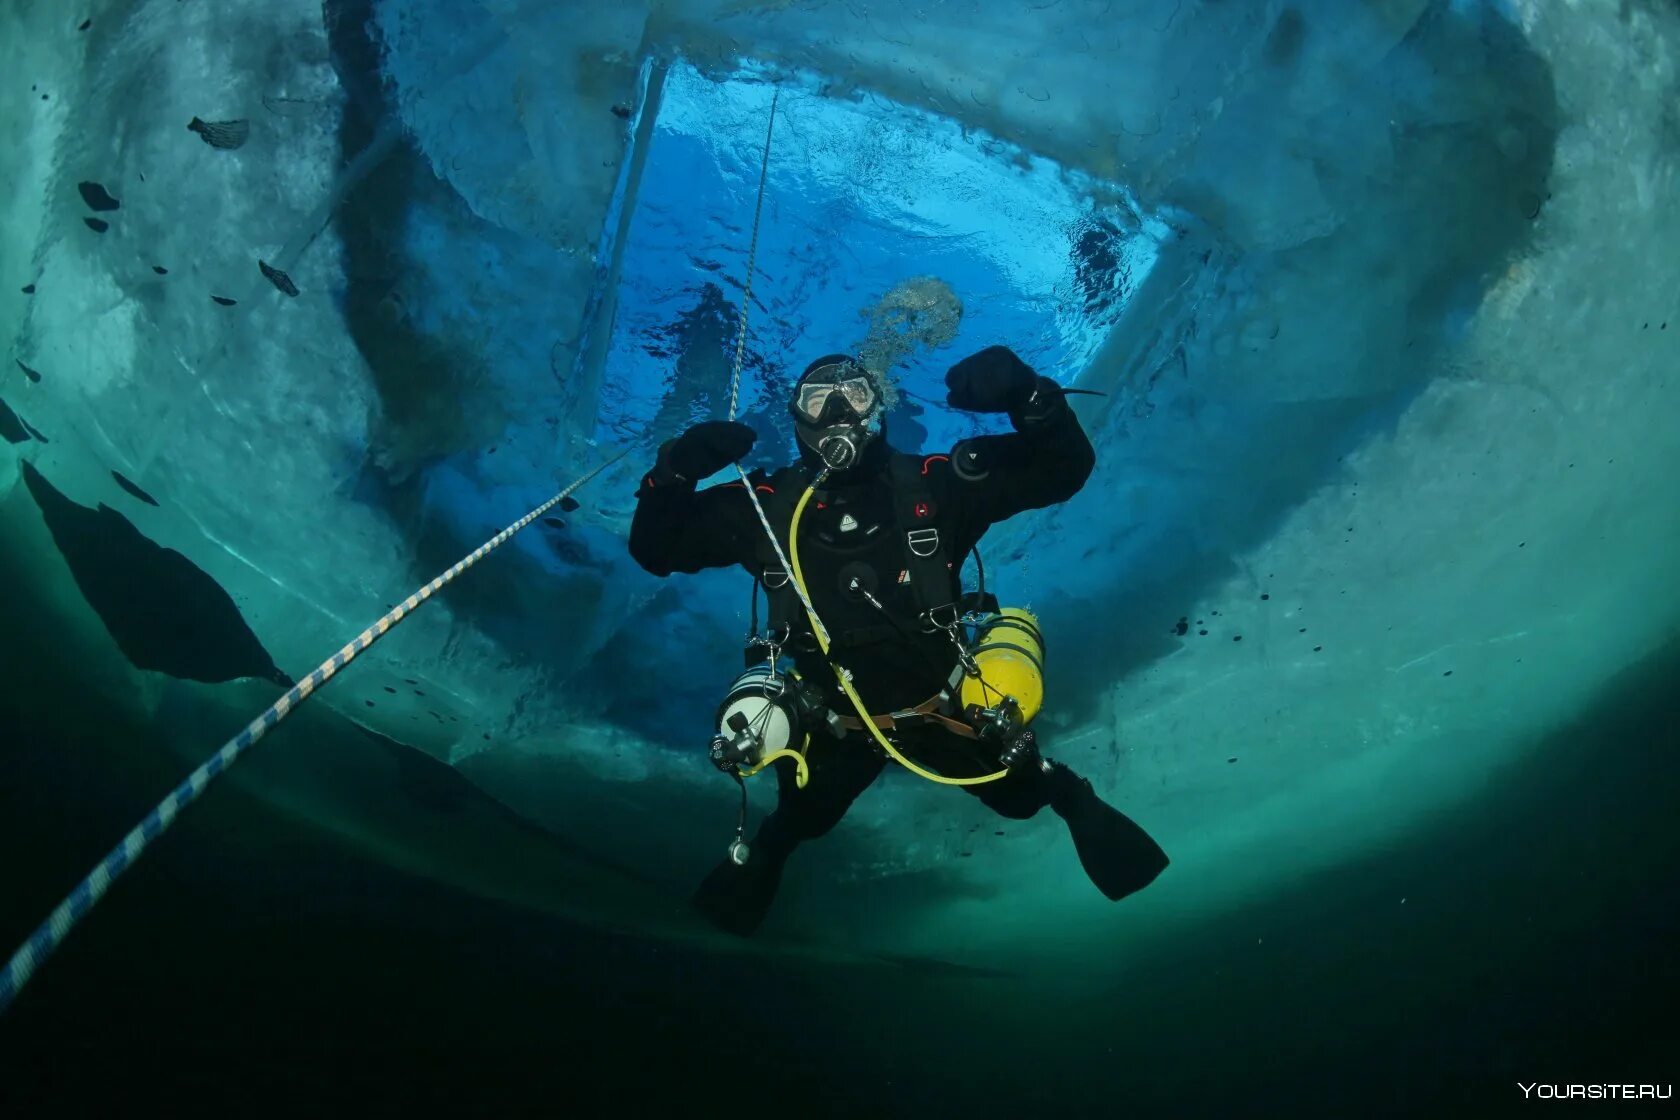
top-left (630, 385), bottom-right (1167, 935)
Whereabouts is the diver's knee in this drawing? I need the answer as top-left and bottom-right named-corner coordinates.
top-left (763, 795), bottom-right (852, 844)
top-left (787, 803), bottom-right (854, 839)
top-left (976, 770), bottom-right (1053, 820)
top-left (980, 795), bottom-right (1046, 821)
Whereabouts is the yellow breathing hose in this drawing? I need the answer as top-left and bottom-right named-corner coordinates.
top-left (789, 482), bottom-right (1009, 786)
top-left (738, 739), bottom-right (810, 788)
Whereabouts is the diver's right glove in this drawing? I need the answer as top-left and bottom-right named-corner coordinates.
top-left (651, 420), bottom-right (757, 485)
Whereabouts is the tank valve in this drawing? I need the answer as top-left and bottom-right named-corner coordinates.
top-left (964, 695), bottom-right (1039, 770)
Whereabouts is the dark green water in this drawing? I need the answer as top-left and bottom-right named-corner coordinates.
top-left (1, 567), bottom-right (1675, 1115)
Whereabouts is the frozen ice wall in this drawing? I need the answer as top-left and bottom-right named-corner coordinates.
top-left (1, 0), bottom-right (1676, 969)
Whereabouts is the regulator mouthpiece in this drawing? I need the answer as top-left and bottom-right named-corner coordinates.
top-left (816, 427), bottom-right (867, 471)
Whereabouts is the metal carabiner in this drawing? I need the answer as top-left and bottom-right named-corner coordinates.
top-left (930, 609), bottom-right (980, 678)
top-left (747, 622), bottom-right (790, 666)
top-left (920, 601), bottom-right (960, 634)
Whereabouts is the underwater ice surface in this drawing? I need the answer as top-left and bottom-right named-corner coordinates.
top-left (0, 0), bottom-right (1677, 1047)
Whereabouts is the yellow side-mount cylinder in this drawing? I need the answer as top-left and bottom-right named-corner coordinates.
top-left (959, 608), bottom-right (1045, 723)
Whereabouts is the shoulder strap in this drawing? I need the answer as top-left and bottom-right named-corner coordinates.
top-left (750, 463), bottom-right (813, 642)
top-left (888, 453), bottom-right (958, 627)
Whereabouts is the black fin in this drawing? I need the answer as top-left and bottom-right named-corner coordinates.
top-left (16, 359), bottom-right (42, 383)
top-left (1048, 764), bottom-right (1169, 901)
top-left (692, 853), bottom-right (785, 937)
top-left (83, 217), bottom-right (109, 233)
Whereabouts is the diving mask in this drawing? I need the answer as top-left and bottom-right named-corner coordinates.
top-left (791, 361), bottom-right (880, 427)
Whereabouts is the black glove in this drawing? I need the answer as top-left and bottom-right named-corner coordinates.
top-left (653, 420), bottom-right (757, 484)
top-left (945, 346), bottom-right (1039, 413)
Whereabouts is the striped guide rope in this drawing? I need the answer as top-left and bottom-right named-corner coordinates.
top-left (726, 86), bottom-right (779, 423)
top-left (721, 87), bottom-right (830, 640)
top-left (738, 460), bottom-right (831, 646)
top-left (0, 449), bottom-right (630, 1016)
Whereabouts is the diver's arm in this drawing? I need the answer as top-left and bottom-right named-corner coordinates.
top-left (947, 376), bottom-right (1097, 524)
top-left (629, 473), bottom-right (761, 576)
top-left (628, 421), bottom-right (763, 576)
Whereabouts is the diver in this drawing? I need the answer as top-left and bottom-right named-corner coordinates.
top-left (629, 346), bottom-right (1168, 935)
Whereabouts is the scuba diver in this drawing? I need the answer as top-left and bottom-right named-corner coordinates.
top-left (630, 346), bottom-right (1168, 935)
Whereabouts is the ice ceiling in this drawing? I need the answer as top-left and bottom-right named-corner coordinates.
top-left (1, 0), bottom-right (1676, 966)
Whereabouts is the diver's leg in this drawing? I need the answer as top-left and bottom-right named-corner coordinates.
top-left (692, 735), bottom-right (885, 936)
top-left (910, 728), bottom-right (1169, 901)
top-left (763, 733), bottom-right (887, 844)
top-left (900, 726), bottom-right (1049, 818)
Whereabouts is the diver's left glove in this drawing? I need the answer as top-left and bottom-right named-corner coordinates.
top-left (650, 420), bottom-right (757, 486)
top-left (945, 346), bottom-right (1038, 413)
